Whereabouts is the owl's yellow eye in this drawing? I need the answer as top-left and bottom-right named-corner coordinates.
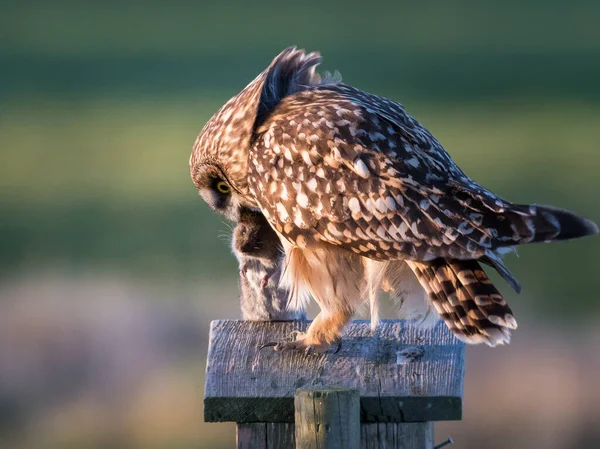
top-left (216, 181), bottom-right (230, 194)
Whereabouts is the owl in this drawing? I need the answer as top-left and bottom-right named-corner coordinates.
top-left (190, 47), bottom-right (598, 353)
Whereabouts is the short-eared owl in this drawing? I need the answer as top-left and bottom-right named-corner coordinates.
top-left (190, 47), bottom-right (598, 352)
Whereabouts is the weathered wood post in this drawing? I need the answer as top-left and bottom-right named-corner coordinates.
top-left (295, 387), bottom-right (360, 449)
top-left (204, 320), bottom-right (464, 448)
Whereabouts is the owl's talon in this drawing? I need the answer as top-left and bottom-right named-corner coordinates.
top-left (262, 339), bottom-right (337, 355)
top-left (259, 330), bottom-right (338, 355)
top-left (258, 342), bottom-right (278, 350)
top-left (333, 341), bottom-right (342, 354)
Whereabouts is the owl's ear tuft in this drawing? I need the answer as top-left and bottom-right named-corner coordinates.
top-left (256, 47), bottom-right (340, 128)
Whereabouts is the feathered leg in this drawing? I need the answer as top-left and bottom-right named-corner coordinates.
top-left (262, 243), bottom-right (363, 354)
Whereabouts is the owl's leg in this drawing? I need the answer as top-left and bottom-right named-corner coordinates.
top-left (259, 243), bottom-right (362, 355)
top-left (261, 309), bottom-right (351, 355)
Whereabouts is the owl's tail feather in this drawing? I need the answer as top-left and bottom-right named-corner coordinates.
top-left (508, 204), bottom-right (599, 244)
top-left (480, 253), bottom-right (521, 293)
top-left (406, 259), bottom-right (516, 346)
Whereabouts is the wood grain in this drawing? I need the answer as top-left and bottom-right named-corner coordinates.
top-left (295, 387), bottom-right (360, 449)
top-left (266, 423), bottom-right (296, 449)
top-left (361, 423), bottom-right (434, 449)
top-left (237, 423), bottom-right (266, 449)
top-left (236, 423), bottom-right (296, 449)
top-left (205, 320), bottom-right (464, 423)
top-left (236, 422), bottom-right (435, 448)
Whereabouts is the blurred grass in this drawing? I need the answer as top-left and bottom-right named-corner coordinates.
top-left (3, 1), bottom-right (600, 104)
top-left (3, 1), bottom-right (600, 56)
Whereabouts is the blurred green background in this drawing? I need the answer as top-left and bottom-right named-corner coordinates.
top-left (1, 1), bottom-right (599, 448)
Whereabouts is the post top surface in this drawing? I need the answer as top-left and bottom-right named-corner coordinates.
top-left (204, 320), bottom-right (465, 423)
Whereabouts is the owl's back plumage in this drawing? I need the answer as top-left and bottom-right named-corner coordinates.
top-left (191, 48), bottom-right (598, 347)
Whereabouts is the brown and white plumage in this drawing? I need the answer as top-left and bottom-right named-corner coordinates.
top-left (190, 47), bottom-right (598, 349)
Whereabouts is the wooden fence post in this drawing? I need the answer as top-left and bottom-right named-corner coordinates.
top-left (204, 320), bottom-right (464, 448)
top-left (295, 387), bottom-right (360, 449)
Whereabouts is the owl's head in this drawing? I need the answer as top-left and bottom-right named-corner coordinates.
top-left (189, 47), bottom-right (338, 221)
top-left (189, 161), bottom-right (245, 221)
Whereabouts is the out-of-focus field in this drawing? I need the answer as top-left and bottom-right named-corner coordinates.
top-left (1, 1), bottom-right (600, 448)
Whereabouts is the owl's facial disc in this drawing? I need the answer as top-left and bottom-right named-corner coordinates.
top-left (192, 163), bottom-right (239, 221)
